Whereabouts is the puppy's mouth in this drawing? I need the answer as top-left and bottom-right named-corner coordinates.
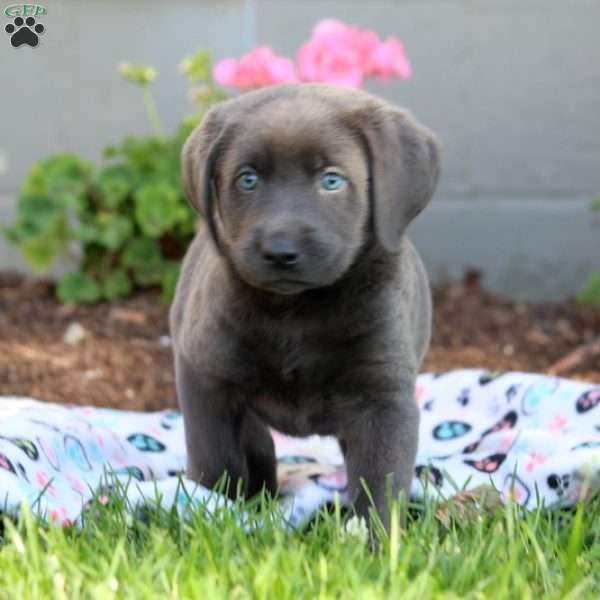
top-left (261, 279), bottom-right (315, 295)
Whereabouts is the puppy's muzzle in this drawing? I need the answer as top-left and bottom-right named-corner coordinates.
top-left (261, 233), bottom-right (300, 270)
top-left (240, 220), bottom-right (342, 294)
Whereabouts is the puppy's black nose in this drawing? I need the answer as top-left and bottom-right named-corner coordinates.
top-left (261, 236), bottom-right (300, 269)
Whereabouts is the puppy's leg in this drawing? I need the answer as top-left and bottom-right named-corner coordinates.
top-left (240, 411), bottom-right (278, 498)
top-left (175, 355), bottom-right (248, 500)
top-left (341, 397), bottom-right (419, 533)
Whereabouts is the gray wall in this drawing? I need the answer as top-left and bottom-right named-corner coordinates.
top-left (1, 0), bottom-right (599, 299)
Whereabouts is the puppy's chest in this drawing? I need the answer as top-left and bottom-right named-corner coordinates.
top-left (249, 393), bottom-right (334, 437)
top-left (240, 329), bottom-right (345, 436)
top-left (247, 328), bottom-right (324, 389)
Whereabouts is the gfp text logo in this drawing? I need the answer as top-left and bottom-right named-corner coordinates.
top-left (4, 4), bottom-right (46, 17)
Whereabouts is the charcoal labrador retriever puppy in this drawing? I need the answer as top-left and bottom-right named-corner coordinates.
top-left (170, 83), bottom-right (440, 532)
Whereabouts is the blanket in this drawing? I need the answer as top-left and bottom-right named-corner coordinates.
top-left (1, 369), bottom-right (599, 527)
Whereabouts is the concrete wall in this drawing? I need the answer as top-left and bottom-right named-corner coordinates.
top-left (1, 0), bottom-right (599, 299)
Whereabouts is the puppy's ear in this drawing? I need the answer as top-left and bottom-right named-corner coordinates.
top-left (362, 105), bottom-right (441, 252)
top-left (181, 105), bottom-right (224, 215)
top-left (181, 105), bottom-right (229, 251)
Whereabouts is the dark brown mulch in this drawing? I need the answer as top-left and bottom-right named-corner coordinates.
top-left (0, 270), bottom-right (598, 411)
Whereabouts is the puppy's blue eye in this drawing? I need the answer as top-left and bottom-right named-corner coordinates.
top-left (237, 170), bottom-right (259, 192)
top-left (320, 171), bottom-right (346, 191)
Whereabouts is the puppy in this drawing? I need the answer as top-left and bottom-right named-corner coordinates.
top-left (170, 83), bottom-right (440, 532)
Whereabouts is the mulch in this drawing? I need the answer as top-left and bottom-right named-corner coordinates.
top-left (1, 270), bottom-right (598, 412)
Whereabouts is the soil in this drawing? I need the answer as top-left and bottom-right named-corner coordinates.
top-left (1, 270), bottom-right (599, 412)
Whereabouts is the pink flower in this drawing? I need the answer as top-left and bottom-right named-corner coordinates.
top-left (213, 58), bottom-right (237, 87)
top-left (213, 46), bottom-right (298, 90)
top-left (213, 20), bottom-right (412, 91)
top-left (297, 19), bottom-right (373, 88)
top-left (296, 19), bottom-right (412, 88)
top-left (312, 18), bottom-right (348, 39)
top-left (366, 38), bottom-right (412, 80)
top-left (297, 39), bottom-right (363, 88)
top-left (313, 19), bottom-right (380, 65)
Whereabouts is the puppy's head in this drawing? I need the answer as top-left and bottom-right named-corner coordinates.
top-left (182, 84), bottom-right (440, 295)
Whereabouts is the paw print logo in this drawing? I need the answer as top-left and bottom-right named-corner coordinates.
top-left (547, 473), bottom-right (570, 497)
top-left (5, 16), bottom-right (45, 48)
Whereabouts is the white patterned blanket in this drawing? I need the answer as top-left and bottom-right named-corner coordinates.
top-left (1, 369), bottom-right (599, 526)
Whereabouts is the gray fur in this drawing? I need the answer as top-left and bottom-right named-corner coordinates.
top-left (171, 83), bottom-right (440, 532)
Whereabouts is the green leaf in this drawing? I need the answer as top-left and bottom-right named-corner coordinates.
top-left (57, 272), bottom-right (101, 304)
top-left (577, 273), bottom-right (600, 305)
top-left (15, 195), bottom-right (64, 238)
top-left (22, 235), bottom-right (64, 273)
top-left (72, 210), bottom-right (133, 253)
top-left (2, 225), bottom-right (20, 245)
top-left (6, 104), bottom-right (210, 303)
top-left (132, 264), bottom-right (164, 286)
top-left (592, 194), bottom-right (600, 210)
top-left (102, 269), bottom-right (133, 300)
top-left (95, 165), bottom-right (135, 209)
top-left (179, 113), bottom-right (203, 137)
top-left (102, 145), bottom-right (119, 159)
top-left (134, 181), bottom-right (182, 237)
top-left (72, 223), bottom-right (101, 243)
top-left (122, 237), bottom-right (164, 285)
top-left (120, 136), bottom-right (170, 174)
top-left (122, 237), bottom-right (162, 269)
top-left (160, 261), bottom-right (181, 303)
top-left (9, 195), bottom-right (69, 272)
top-left (96, 213), bottom-right (133, 250)
top-left (21, 154), bottom-right (92, 208)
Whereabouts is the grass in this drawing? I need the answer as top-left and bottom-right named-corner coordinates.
top-left (1, 488), bottom-right (600, 599)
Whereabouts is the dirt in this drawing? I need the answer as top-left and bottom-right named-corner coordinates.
top-left (1, 270), bottom-right (599, 411)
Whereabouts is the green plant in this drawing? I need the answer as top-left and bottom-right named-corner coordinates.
top-left (4, 51), bottom-right (226, 303)
top-left (577, 194), bottom-right (600, 305)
